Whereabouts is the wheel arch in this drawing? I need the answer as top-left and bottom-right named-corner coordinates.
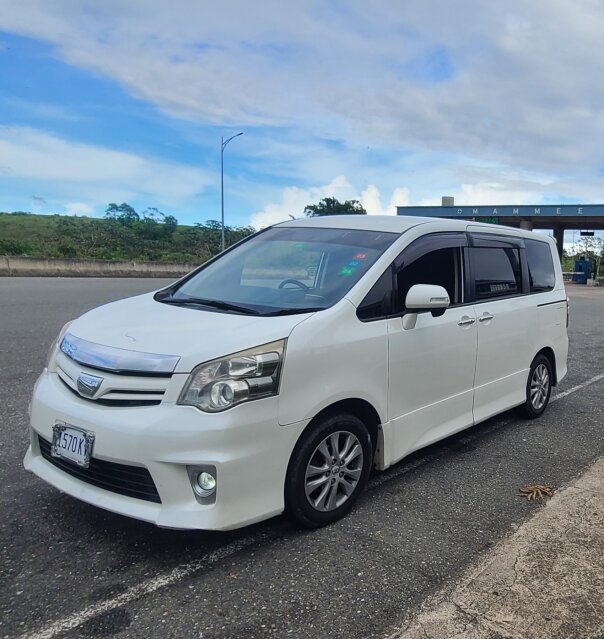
top-left (291, 398), bottom-right (383, 468)
top-left (534, 346), bottom-right (558, 386)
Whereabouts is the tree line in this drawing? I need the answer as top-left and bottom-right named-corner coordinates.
top-left (2, 199), bottom-right (602, 273)
top-left (0, 203), bottom-right (254, 263)
top-left (0, 197), bottom-right (367, 263)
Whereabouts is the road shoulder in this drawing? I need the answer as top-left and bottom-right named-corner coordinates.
top-left (390, 454), bottom-right (604, 639)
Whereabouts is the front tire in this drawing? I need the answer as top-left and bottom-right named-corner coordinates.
top-left (519, 354), bottom-right (553, 419)
top-left (285, 412), bottom-right (372, 528)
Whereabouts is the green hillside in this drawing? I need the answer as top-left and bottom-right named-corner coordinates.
top-left (0, 207), bottom-right (254, 263)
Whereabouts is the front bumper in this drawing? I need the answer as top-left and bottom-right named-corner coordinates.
top-left (24, 371), bottom-right (307, 530)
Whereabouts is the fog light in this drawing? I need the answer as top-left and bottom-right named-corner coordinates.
top-left (194, 471), bottom-right (216, 497)
top-left (187, 465), bottom-right (217, 503)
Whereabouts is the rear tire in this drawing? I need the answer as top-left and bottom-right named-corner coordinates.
top-left (519, 354), bottom-right (553, 419)
top-left (285, 411), bottom-right (372, 528)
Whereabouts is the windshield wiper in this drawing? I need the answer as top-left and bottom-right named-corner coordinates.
top-left (160, 296), bottom-right (260, 315)
top-left (262, 307), bottom-right (325, 317)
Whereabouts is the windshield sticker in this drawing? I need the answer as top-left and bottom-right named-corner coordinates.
top-left (353, 252), bottom-right (368, 260)
top-left (347, 260), bottom-right (360, 267)
top-left (338, 266), bottom-right (356, 276)
top-left (293, 242), bottom-right (306, 250)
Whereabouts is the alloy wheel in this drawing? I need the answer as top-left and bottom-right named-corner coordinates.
top-left (530, 363), bottom-right (550, 410)
top-left (304, 431), bottom-right (363, 512)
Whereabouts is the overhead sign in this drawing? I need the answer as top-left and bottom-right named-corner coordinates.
top-left (397, 204), bottom-right (604, 218)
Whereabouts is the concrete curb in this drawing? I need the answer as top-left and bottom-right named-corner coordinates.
top-left (0, 255), bottom-right (196, 278)
top-left (390, 455), bottom-right (604, 639)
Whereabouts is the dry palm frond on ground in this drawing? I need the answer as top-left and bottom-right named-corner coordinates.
top-left (518, 484), bottom-right (555, 501)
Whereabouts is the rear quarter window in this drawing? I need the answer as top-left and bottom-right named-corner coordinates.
top-left (472, 247), bottom-right (522, 300)
top-left (525, 239), bottom-right (555, 292)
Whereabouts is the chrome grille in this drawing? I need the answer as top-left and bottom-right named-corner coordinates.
top-left (56, 352), bottom-right (169, 407)
top-left (58, 376), bottom-right (163, 406)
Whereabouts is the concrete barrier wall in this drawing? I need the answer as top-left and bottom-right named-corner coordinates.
top-left (0, 255), bottom-right (198, 278)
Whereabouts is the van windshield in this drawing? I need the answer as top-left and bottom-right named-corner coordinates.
top-left (158, 226), bottom-right (398, 316)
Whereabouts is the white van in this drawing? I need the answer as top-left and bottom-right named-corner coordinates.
top-left (24, 216), bottom-right (568, 530)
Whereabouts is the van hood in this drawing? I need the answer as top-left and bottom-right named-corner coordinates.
top-left (67, 293), bottom-right (313, 373)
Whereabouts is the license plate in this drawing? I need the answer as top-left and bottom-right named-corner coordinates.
top-left (51, 422), bottom-right (95, 468)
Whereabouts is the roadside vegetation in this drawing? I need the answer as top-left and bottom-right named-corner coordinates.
top-left (2, 200), bottom-right (601, 275)
top-left (303, 197), bottom-right (367, 216)
top-left (0, 197), bottom-right (366, 264)
top-left (0, 204), bottom-right (254, 263)
top-left (562, 236), bottom-right (604, 278)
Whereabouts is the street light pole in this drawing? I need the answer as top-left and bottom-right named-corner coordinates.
top-left (220, 132), bottom-right (243, 252)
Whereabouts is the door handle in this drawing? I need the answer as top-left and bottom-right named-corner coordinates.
top-left (478, 313), bottom-right (494, 322)
top-left (457, 316), bottom-right (476, 326)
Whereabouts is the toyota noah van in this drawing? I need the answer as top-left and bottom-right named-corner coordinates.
top-left (24, 216), bottom-right (568, 530)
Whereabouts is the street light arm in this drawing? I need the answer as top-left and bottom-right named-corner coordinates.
top-left (222, 132), bottom-right (244, 151)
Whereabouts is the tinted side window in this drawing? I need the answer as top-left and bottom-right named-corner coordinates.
top-left (472, 247), bottom-right (522, 300)
top-left (525, 239), bottom-right (555, 292)
top-left (357, 267), bottom-right (393, 320)
top-left (397, 247), bottom-right (462, 310)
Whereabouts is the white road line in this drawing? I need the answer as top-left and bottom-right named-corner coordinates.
top-left (18, 373), bottom-right (604, 639)
top-left (369, 371), bottom-right (604, 489)
top-left (550, 372), bottom-right (604, 402)
top-left (20, 532), bottom-right (275, 639)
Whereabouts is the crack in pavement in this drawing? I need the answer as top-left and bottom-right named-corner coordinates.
top-left (388, 451), bottom-right (604, 639)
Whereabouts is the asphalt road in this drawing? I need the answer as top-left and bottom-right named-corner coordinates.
top-left (1, 278), bottom-right (603, 639)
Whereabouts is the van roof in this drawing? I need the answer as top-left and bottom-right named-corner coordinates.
top-left (274, 215), bottom-right (555, 245)
top-left (275, 214), bottom-right (447, 233)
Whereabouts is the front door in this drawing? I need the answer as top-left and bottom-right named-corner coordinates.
top-left (387, 233), bottom-right (478, 465)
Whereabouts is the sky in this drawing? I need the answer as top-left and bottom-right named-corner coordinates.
top-left (1, 0), bottom-right (604, 238)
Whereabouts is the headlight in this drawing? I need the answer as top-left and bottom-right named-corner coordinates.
top-left (178, 339), bottom-right (285, 412)
top-left (46, 320), bottom-right (74, 369)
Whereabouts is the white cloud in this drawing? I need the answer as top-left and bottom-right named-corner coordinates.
top-left (456, 183), bottom-right (536, 206)
top-left (360, 185), bottom-right (382, 215)
top-left (251, 178), bottom-right (411, 227)
top-left (64, 202), bottom-right (93, 216)
top-left (361, 185), bottom-right (410, 215)
top-left (3, 0), bottom-right (604, 176)
top-left (3, 1), bottom-right (604, 219)
top-left (416, 174), bottom-right (555, 208)
top-left (0, 126), bottom-right (210, 206)
top-left (250, 176), bottom-right (354, 228)
top-left (390, 187), bottom-right (411, 209)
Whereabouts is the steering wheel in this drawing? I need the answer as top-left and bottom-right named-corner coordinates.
top-left (278, 278), bottom-right (310, 290)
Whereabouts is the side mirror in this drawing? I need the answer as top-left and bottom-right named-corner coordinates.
top-left (405, 284), bottom-right (450, 316)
